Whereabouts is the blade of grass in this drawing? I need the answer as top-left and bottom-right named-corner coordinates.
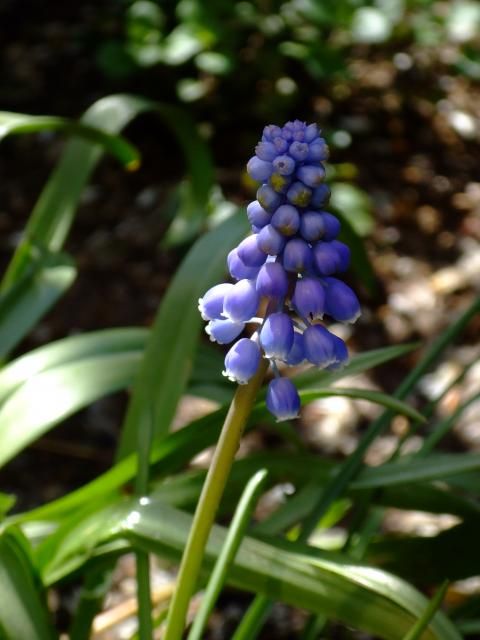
top-left (416, 391), bottom-right (480, 456)
top-left (187, 469), bottom-right (268, 640)
top-left (402, 582), bottom-right (450, 640)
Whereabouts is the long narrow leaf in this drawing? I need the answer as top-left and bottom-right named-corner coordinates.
top-left (299, 388), bottom-right (425, 423)
top-left (0, 351), bottom-right (142, 469)
top-left (352, 453), bottom-right (480, 490)
top-left (0, 327), bottom-right (148, 405)
top-left (0, 251), bottom-right (76, 358)
top-left (0, 112), bottom-right (139, 167)
top-left (116, 213), bottom-right (249, 459)
top-left (0, 529), bottom-right (57, 640)
top-left (38, 499), bottom-right (460, 640)
top-left (187, 469), bottom-right (268, 640)
top-left (7, 343), bottom-right (438, 526)
top-left (1, 94), bottom-right (213, 290)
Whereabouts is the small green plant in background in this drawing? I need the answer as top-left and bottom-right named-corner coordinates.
top-left (0, 96), bottom-right (479, 640)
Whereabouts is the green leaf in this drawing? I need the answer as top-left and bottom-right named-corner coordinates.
top-left (40, 499), bottom-right (460, 640)
top-left (10, 343), bottom-right (423, 527)
top-left (330, 182), bottom-right (374, 236)
top-left (0, 327), bottom-right (148, 405)
top-left (0, 111), bottom-right (140, 167)
top-left (351, 453), bottom-right (480, 490)
top-left (0, 528), bottom-right (57, 639)
top-left (403, 582), bottom-right (450, 640)
top-left (294, 342), bottom-right (419, 390)
top-left (116, 212), bottom-right (249, 459)
top-left (187, 469), bottom-right (268, 640)
top-left (0, 251), bottom-right (76, 358)
top-left (299, 387), bottom-right (426, 423)
top-left (1, 94), bottom-right (213, 291)
top-left (0, 350), bottom-right (142, 469)
top-left (0, 493), bottom-right (15, 519)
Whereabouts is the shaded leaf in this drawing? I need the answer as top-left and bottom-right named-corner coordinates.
top-left (0, 111), bottom-right (139, 167)
top-left (0, 528), bottom-right (56, 640)
top-left (0, 251), bottom-right (76, 358)
top-left (116, 212), bottom-right (248, 459)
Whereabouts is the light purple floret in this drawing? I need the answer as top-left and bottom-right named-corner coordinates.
top-left (223, 279), bottom-right (260, 323)
top-left (266, 378), bottom-right (301, 421)
top-left (198, 283), bottom-right (233, 321)
top-left (223, 338), bottom-right (261, 384)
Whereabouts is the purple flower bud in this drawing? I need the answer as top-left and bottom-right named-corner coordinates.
top-left (260, 312), bottom-right (294, 360)
top-left (266, 377), bottom-right (301, 421)
top-left (330, 240), bottom-right (350, 272)
top-left (305, 124), bottom-right (319, 142)
top-left (262, 125), bottom-right (282, 141)
top-left (255, 262), bottom-right (289, 298)
top-left (273, 136), bottom-right (288, 153)
top-left (223, 279), bottom-right (260, 322)
top-left (289, 141), bottom-right (309, 161)
top-left (257, 224), bottom-right (286, 255)
top-left (303, 324), bottom-right (337, 367)
top-left (237, 235), bottom-right (268, 267)
top-left (223, 338), bottom-right (261, 384)
top-left (247, 201), bottom-right (271, 229)
top-left (247, 156), bottom-right (273, 182)
top-left (286, 181), bottom-right (312, 207)
top-left (257, 184), bottom-right (282, 212)
top-left (282, 238), bottom-right (313, 273)
top-left (321, 212), bottom-right (341, 240)
top-left (297, 164), bottom-right (326, 188)
top-left (310, 184), bottom-right (331, 208)
top-left (255, 141), bottom-right (277, 161)
top-left (313, 241), bottom-right (343, 276)
top-left (198, 283), bottom-right (233, 321)
top-left (206, 318), bottom-right (245, 344)
top-left (326, 333), bottom-right (349, 370)
top-left (292, 277), bottom-right (325, 320)
top-left (299, 211), bottom-right (325, 242)
top-left (323, 277), bottom-right (361, 323)
top-left (227, 249), bottom-right (261, 281)
top-left (271, 204), bottom-right (300, 236)
top-left (308, 139), bottom-right (329, 162)
top-left (285, 331), bottom-right (306, 365)
top-left (273, 155), bottom-right (295, 176)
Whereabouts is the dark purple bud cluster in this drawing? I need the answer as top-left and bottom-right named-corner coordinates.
top-left (198, 121), bottom-right (360, 422)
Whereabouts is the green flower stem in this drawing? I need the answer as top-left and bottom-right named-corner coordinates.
top-left (163, 358), bottom-right (269, 640)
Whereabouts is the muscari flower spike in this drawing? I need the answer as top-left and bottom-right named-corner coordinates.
top-left (198, 120), bottom-right (361, 422)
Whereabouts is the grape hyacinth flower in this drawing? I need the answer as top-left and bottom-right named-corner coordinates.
top-left (198, 120), bottom-right (361, 421)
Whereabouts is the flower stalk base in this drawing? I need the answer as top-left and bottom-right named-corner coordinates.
top-left (163, 358), bottom-right (269, 640)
